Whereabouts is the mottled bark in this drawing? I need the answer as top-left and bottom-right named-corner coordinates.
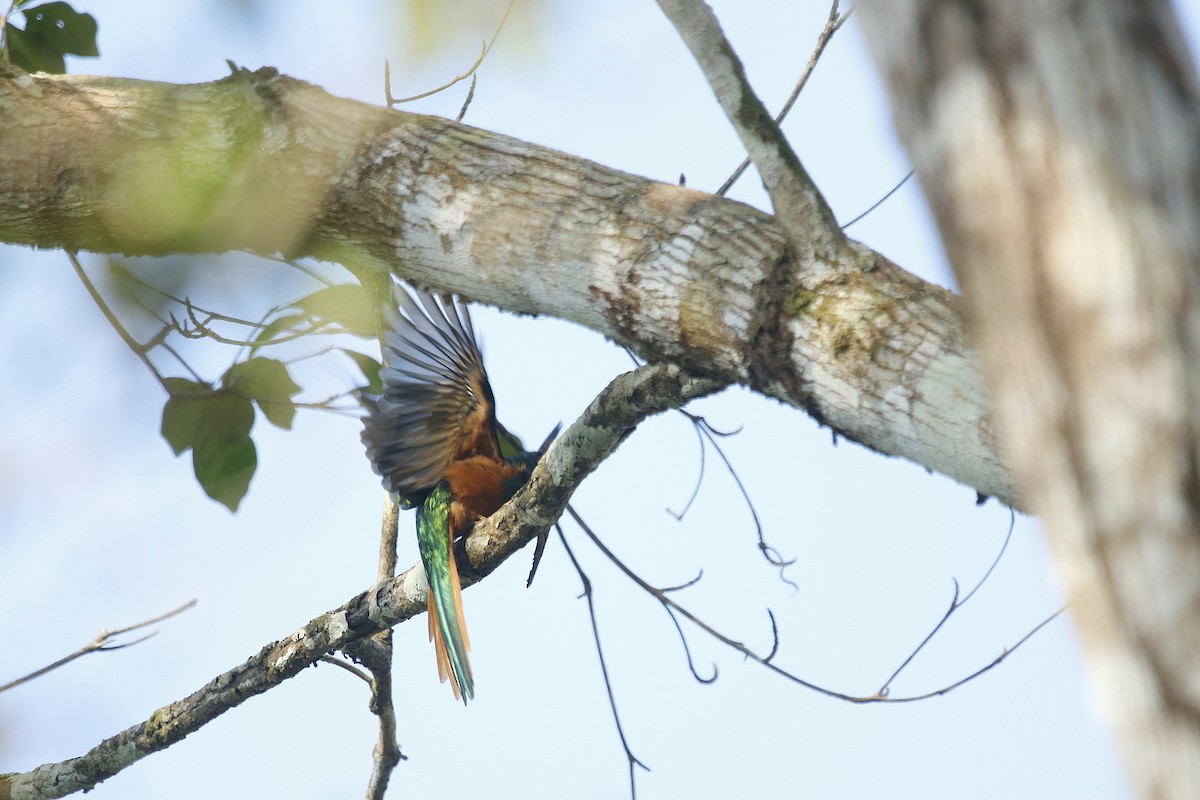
top-left (0, 65), bottom-right (1015, 505)
top-left (857, 2), bottom-right (1200, 797)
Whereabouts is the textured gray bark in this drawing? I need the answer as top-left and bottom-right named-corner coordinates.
top-left (857, 2), bottom-right (1200, 797)
top-left (0, 66), bottom-right (1016, 505)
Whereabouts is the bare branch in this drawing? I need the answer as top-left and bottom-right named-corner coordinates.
top-left (557, 524), bottom-right (649, 800)
top-left (657, 0), bottom-right (845, 260)
top-left (354, 495), bottom-right (406, 800)
top-left (455, 73), bottom-right (477, 122)
top-left (567, 505), bottom-right (1058, 706)
top-left (875, 511), bottom-right (1016, 695)
top-left (343, 636), bottom-right (406, 800)
top-left (68, 251), bottom-right (167, 391)
top-left (0, 600), bottom-right (196, 694)
top-left (666, 414), bottom-right (706, 520)
top-left (0, 363), bottom-right (721, 798)
top-left (318, 655), bottom-right (372, 685)
top-left (353, 279), bottom-right (407, 800)
top-left (716, 1), bottom-right (853, 196)
top-left (384, 0), bottom-right (512, 107)
top-left (880, 608), bottom-right (1068, 703)
top-left (461, 364), bottom-right (726, 579)
top-left (840, 169), bottom-right (915, 230)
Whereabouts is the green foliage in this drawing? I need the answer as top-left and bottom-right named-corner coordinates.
top-left (290, 284), bottom-right (377, 338)
top-left (249, 313), bottom-right (306, 353)
top-left (340, 348), bottom-right (382, 395)
top-left (248, 283), bottom-right (376, 356)
top-left (149, 277), bottom-right (382, 512)
top-left (159, 357), bottom-right (300, 512)
top-left (222, 357), bottom-right (302, 430)
top-left (161, 378), bottom-right (256, 512)
top-left (5, 1), bottom-right (98, 74)
top-left (189, 392), bottom-right (256, 513)
top-left (160, 378), bottom-right (212, 457)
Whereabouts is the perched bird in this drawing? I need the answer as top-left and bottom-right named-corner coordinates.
top-left (360, 284), bottom-right (550, 703)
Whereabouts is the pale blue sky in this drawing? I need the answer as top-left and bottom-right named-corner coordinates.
top-left (4, 2), bottom-right (1194, 798)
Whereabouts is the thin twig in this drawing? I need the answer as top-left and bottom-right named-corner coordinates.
top-left (556, 523), bottom-right (649, 800)
top-left (666, 417), bottom-right (706, 520)
top-left (355, 278), bottom-right (407, 800)
top-left (385, 0), bottom-right (513, 108)
top-left (273, 256), bottom-right (338, 287)
top-left (69, 251), bottom-right (167, 390)
top-left (568, 505), bottom-right (1057, 705)
top-left (626, 345), bottom-right (794, 587)
top-left (456, 73), bottom-right (478, 122)
top-left (840, 170), bottom-right (915, 230)
top-left (171, 300), bottom-right (327, 347)
top-left (877, 607), bottom-right (1068, 703)
top-left (670, 406), bottom-right (797, 590)
top-left (319, 655), bottom-right (373, 684)
top-left (0, 600), bottom-right (197, 694)
top-left (109, 259), bottom-right (278, 330)
top-left (663, 604), bottom-right (717, 684)
top-left (715, 2), bottom-right (853, 196)
top-left (875, 509), bottom-right (1015, 695)
top-left (697, 414), bottom-right (796, 587)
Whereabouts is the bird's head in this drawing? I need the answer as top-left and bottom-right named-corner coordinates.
top-left (502, 423), bottom-right (561, 495)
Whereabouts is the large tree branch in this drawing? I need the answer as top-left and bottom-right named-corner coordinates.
top-left (0, 65), bottom-right (1016, 505)
top-left (856, 1), bottom-right (1200, 798)
top-left (0, 363), bottom-right (722, 800)
top-left (655, 0), bottom-right (844, 261)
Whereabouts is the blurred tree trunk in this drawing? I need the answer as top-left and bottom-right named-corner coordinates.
top-left (856, 2), bottom-right (1200, 797)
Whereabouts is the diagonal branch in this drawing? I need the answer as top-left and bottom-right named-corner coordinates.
top-left (0, 363), bottom-right (723, 800)
top-left (657, 0), bottom-right (845, 261)
top-left (459, 364), bottom-right (725, 577)
top-left (716, 0), bottom-right (852, 196)
top-left (0, 600), bottom-right (196, 695)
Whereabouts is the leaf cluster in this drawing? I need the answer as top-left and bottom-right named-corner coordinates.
top-left (160, 359), bottom-right (298, 512)
top-left (151, 282), bottom-right (384, 512)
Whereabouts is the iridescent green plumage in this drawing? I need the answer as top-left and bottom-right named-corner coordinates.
top-left (416, 482), bottom-right (473, 701)
top-left (361, 285), bottom-right (555, 704)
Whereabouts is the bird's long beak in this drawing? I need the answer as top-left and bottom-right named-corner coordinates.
top-left (537, 423), bottom-right (562, 456)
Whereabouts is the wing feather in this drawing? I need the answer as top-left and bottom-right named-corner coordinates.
top-left (361, 284), bottom-right (502, 497)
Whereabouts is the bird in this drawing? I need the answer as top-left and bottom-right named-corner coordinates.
top-left (360, 284), bottom-right (552, 703)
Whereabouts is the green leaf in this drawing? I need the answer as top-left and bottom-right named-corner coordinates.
top-left (193, 431), bottom-right (257, 513)
top-left (160, 378), bottom-right (213, 456)
top-left (190, 393), bottom-right (256, 512)
top-left (6, 26), bottom-right (64, 73)
top-left (222, 357), bottom-right (301, 430)
top-left (249, 313), bottom-right (307, 353)
top-left (162, 382), bottom-right (258, 511)
top-left (291, 284), bottom-right (375, 338)
top-left (340, 348), bottom-right (383, 395)
top-left (7, 2), bottom-right (99, 73)
top-left (25, 2), bottom-right (98, 55)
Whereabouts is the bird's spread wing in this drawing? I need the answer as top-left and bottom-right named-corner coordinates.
top-left (361, 284), bottom-right (502, 498)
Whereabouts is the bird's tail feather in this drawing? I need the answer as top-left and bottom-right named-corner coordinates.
top-left (427, 544), bottom-right (473, 701)
top-left (418, 485), bottom-right (475, 703)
